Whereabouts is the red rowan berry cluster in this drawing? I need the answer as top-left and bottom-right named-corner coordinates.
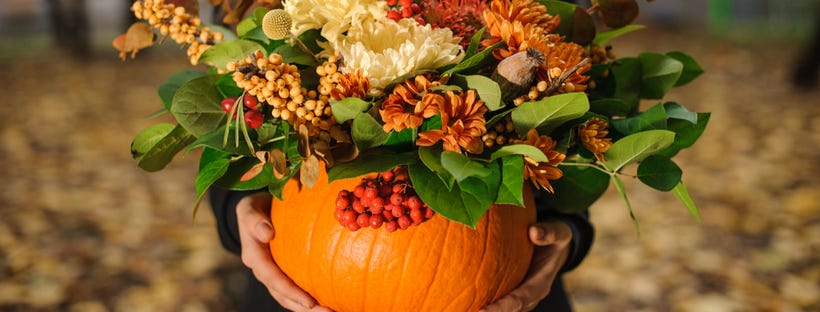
top-left (385, 0), bottom-right (425, 24)
top-left (220, 94), bottom-right (264, 129)
top-left (131, 0), bottom-right (223, 65)
top-left (335, 169), bottom-right (435, 232)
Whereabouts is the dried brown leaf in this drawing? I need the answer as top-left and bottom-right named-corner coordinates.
top-left (297, 124), bottom-right (310, 158)
top-left (300, 155), bottom-right (320, 188)
top-left (270, 149), bottom-right (288, 179)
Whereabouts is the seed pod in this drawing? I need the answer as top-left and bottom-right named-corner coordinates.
top-left (491, 48), bottom-right (544, 103)
top-left (262, 9), bottom-right (292, 40)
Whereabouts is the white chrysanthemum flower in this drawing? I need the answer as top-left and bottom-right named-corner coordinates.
top-left (332, 18), bottom-right (465, 95)
top-left (283, 0), bottom-right (387, 43)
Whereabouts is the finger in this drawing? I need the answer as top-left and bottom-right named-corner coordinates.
top-left (529, 222), bottom-right (572, 246)
top-left (480, 291), bottom-right (528, 312)
top-left (255, 261), bottom-right (317, 309)
top-left (310, 305), bottom-right (334, 312)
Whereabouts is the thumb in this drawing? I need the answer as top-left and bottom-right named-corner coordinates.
top-left (529, 224), bottom-right (555, 246)
top-left (254, 220), bottom-right (274, 242)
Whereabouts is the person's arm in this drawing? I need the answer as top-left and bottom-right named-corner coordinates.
top-left (481, 191), bottom-right (595, 312)
top-left (208, 187), bottom-right (332, 312)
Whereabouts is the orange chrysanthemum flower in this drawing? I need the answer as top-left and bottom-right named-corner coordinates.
top-left (519, 129), bottom-right (565, 192)
top-left (330, 71), bottom-right (371, 101)
top-left (481, 0), bottom-right (561, 59)
top-left (379, 75), bottom-right (443, 132)
top-left (416, 90), bottom-right (488, 154)
top-left (538, 41), bottom-right (592, 93)
top-left (578, 117), bottom-right (612, 162)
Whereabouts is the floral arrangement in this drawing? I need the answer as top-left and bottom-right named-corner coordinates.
top-left (121, 0), bottom-right (709, 231)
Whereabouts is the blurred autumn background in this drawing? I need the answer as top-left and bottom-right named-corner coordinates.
top-left (1, 0), bottom-right (818, 311)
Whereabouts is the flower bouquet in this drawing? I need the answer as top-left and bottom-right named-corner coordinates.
top-left (120, 0), bottom-right (709, 310)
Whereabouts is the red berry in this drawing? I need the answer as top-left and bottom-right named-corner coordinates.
top-left (414, 17), bottom-right (425, 25)
top-left (397, 215), bottom-right (412, 229)
top-left (360, 196), bottom-right (372, 209)
top-left (410, 3), bottom-right (421, 14)
top-left (347, 221), bottom-right (361, 231)
top-left (342, 210), bottom-right (357, 224)
top-left (370, 197), bottom-right (385, 214)
top-left (379, 184), bottom-right (392, 197)
top-left (392, 207), bottom-right (404, 218)
top-left (390, 193), bottom-right (404, 206)
top-left (244, 110), bottom-right (264, 129)
top-left (353, 185), bottom-right (365, 198)
top-left (221, 97), bottom-right (237, 112)
top-left (401, 7), bottom-right (413, 18)
top-left (336, 197), bottom-right (350, 210)
top-left (405, 195), bottom-right (422, 210)
top-left (352, 200), bottom-right (365, 213)
top-left (357, 214), bottom-right (370, 228)
top-left (243, 93), bottom-right (257, 109)
top-left (334, 209), bottom-right (345, 222)
top-left (369, 215), bottom-right (384, 229)
top-left (410, 208), bottom-right (423, 224)
top-left (338, 190), bottom-right (350, 197)
top-left (424, 206), bottom-right (435, 219)
top-left (399, 0), bottom-right (413, 7)
top-left (381, 171), bottom-right (394, 183)
top-left (385, 220), bottom-right (398, 232)
top-left (383, 210), bottom-right (395, 221)
top-left (386, 0), bottom-right (397, 5)
top-left (386, 10), bottom-right (401, 21)
top-left (364, 186), bottom-right (379, 199)
top-left (392, 184), bottom-right (404, 194)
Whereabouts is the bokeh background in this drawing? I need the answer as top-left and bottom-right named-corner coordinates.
top-left (1, 0), bottom-right (818, 311)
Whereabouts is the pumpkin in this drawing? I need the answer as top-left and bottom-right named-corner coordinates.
top-left (270, 167), bottom-right (536, 312)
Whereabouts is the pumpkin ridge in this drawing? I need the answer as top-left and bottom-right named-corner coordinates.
top-left (416, 220), bottom-right (453, 311)
top-left (468, 209), bottom-right (493, 311)
top-left (358, 230), bottom-right (377, 311)
top-left (488, 205), bottom-right (515, 302)
top-left (385, 223), bottom-right (423, 312)
top-left (327, 223), bottom-right (345, 310)
top-left (304, 189), bottom-right (327, 299)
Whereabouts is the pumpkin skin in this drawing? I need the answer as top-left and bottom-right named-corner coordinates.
top-left (270, 168), bottom-right (536, 312)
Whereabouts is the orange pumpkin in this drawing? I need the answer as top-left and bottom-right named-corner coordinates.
top-left (270, 167), bottom-right (536, 312)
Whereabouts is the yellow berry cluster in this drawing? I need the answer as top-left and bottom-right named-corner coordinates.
top-left (227, 50), bottom-right (335, 132)
top-left (316, 56), bottom-right (345, 98)
top-left (586, 44), bottom-right (617, 65)
top-left (482, 116), bottom-right (518, 148)
top-left (131, 0), bottom-right (223, 64)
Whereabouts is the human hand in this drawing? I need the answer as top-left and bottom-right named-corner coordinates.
top-left (236, 192), bottom-right (333, 312)
top-left (480, 221), bottom-right (573, 312)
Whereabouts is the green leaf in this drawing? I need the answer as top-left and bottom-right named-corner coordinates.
top-left (131, 123), bottom-right (175, 160)
top-left (612, 102), bottom-right (668, 135)
top-left (192, 156), bottom-right (231, 217)
top-left (215, 73), bottom-right (243, 98)
top-left (330, 97), bottom-right (371, 123)
top-left (604, 129), bottom-right (675, 172)
top-left (656, 112), bottom-right (710, 158)
top-left (408, 162), bottom-right (498, 229)
top-left (327, 149), bottom-right (418, 182)
top-left (236, 17), bottom-right (258, 37)
top-left (418, 146), bottom-right (456, 189)
top-left (542, 0), bottom-right (595, 45)
top-left (672, 181), bottom-right (701, 222)
top-left (135, 124), bottom-right (196, 172)
top-left (170, 76), bottom-right (227, 137)
top-left (611, 175), bottom-right (640, 236)
top-left (383, 128), bottom-right (415, 150)
top-left (296, 29), bottom-right (324, 54)
top-left (592, 24), bottom-right (645, 46)
top-left (465, 26), bottom-right (487, 58)
top-left (450, 75), bottom-right (503, 111)
top-left (440, 151), bottom-right (492, 182)
top-left (638, 52), bottom-right (683, 99)
top-left (158, 70), bottom-right (206, 110)
top-left (495, 156), bottom-right (525, 206)
top-left (198, 39), bottom-right (263, 71)
top-left (666, 51), bottom-right (703, 87)
top-left (610, 57), bottom-right (642, 110)
top-left (542, 164), bottom-right (610, 213)
top-left (351, 113), bottom-right (389, 151)
top-left (636, 155), bottom-right (682, 191)
top-left (511, 92), bottom-right (589, 135)
top-left (490, 144), bottom-right (548, 162)
top-left (273, 44), bottom-right (318, 66)
top-left (663, 102), bottom-right (698, 124)
top-left (443, 41), bottom-right (503, 75)
top-left (187, 125), bottom-right (254, 156)
top-left (252, 7), bottom-right (268, 24)
top-left (213, 156), bottom-right (274, 191)
top-left (589, 98), bottom-right (632, 117)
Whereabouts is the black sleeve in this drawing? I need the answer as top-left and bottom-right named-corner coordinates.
top-left (208, 187), bottom-right (263, 256)
top-left (534, 191), bottom-right (595, 273)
